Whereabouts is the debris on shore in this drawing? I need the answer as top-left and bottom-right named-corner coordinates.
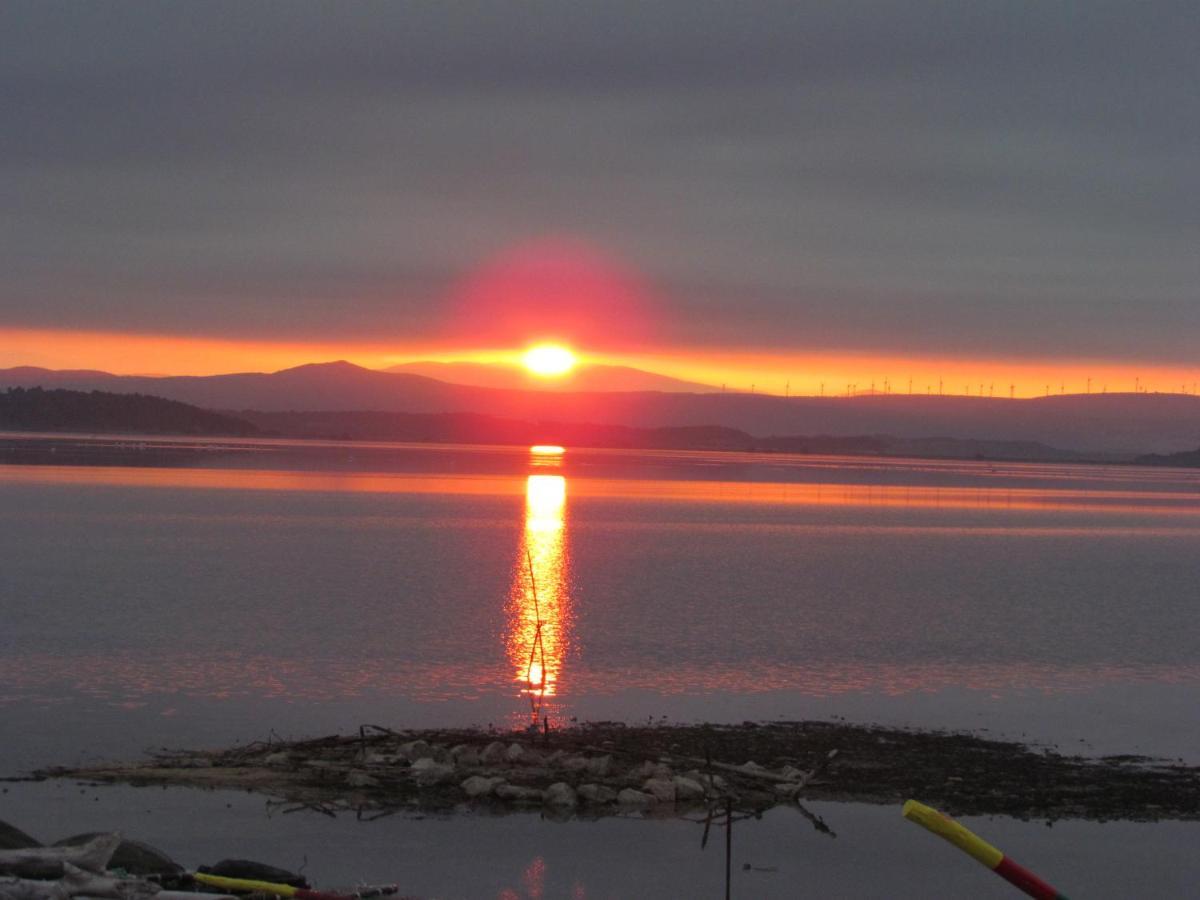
top-left (33, 720), bottom-right (1200, 823)
top-left (0, 827), bottom-right (407, 900)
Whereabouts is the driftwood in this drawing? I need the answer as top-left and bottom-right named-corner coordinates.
top-left (0, 836), bottom-right (121, 878)
top-left (0, 862), bottom-right (158, 900)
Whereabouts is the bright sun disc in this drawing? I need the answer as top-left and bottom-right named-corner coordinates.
top-left (523, 344), bottom-right (577, 377)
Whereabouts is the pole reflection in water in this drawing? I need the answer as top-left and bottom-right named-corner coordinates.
top-left (507, 446), bottom-right (572, 726)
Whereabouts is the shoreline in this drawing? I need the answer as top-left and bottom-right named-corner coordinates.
top-left (34, 720), bottom-right (1200, 823)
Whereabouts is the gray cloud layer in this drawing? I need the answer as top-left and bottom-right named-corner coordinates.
top-left (2, 1), bottom-right (1196, 361)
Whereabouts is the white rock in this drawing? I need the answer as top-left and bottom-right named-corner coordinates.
top-left (741, 761), bottom-right (766, 773)
top-left (672, 776), bottom-right (705, 803)
top-left (461, 775), bottom-right (504, 797)
top-left (346, 771), bottom-right (380, 788)
top-left (398, 740), bottom-right (431, 761)
top-left (544, 782), bottom-right (578, 808)
top-left (617, 788), bottom-right (655, 809)
top-left (263, 752), bottom-right (290, 767)
top-left (577, 784), bottom-right (618, 804)
top-left (494, 784), bottom-right (545, 803)
top-left (363, 752), bottom-right (400, 766)
top-left (479, 741), bottom-right (508, 764)
top-left (410, 757), bottom-right (455, 786)
top-left (642, 777), bottom-right (676, 804)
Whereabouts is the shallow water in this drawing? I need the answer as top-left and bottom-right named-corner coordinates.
top-left (4, 781), bottom-right (1197, 899)
top-left (2, 436), bottom-right (1198, 771)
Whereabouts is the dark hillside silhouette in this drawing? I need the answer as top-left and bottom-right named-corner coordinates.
top-left (0, 387), bottom-right (258, 436)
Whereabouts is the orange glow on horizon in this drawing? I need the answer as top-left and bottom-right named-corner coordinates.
top-left (2, 325), bottom-right (1197, 399)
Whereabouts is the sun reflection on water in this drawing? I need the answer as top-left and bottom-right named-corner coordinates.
top-left (506, 450), bottom-right (572, 725)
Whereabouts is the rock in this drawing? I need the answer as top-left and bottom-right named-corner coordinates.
top-left (200, 859), bottom-right (307, 888)
top-left (0, 820), bottom-right (40, 850)
top-left (689, 772), bottom-right (727, 792)
top-left (362, 751), bottom-right (401, 766)
top-left (630, 761), bottom-right (658, 780)
top-left (630, 761), bottom-right (671, 780)
top-left (562, 755), bottom-right (589, 772)
top-left (617, 788), bottom-right (655, 809)
top-left (779, 765), bottom-right (806, 780)
top-left (494, 784), bottom-right (545, 804)
top-left (504, 742), bottom-right (543, 765)
top-left (410, 757), bottom-right (456, 786)
top-left (461, 775), bottom-right (505, 798)
top-left (55, 834), bottom-right (182, 877)
top-left (586, 755), bottom-right (612, 776)
top-left (544, 782), bottom-right (578, 809)
top-left (672, 776), bottom-right (706, 803)
top-left (577, 784), bottom-right (618, 805)
top-left (262, 752), bottom-right (291, 767)
top-left (545, 750), bottom-right (567, 765)
top-left (642, 778), bottom-right (676, 804)
top-left (449, 745), bottom-right (481, 767)
top-left (398, 740), bottom-right (431, 761)
top-left (345, 771), bottom-right (380, 788)
top-left (741, 761), bottom-right (766, 774)
top-left (479, 741), bottom-right (508, 764)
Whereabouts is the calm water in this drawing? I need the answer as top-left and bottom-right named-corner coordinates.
top-left (2, 435), bottom-right (1198, 769)
top-left (3, 435), bottom-right (1199, 897)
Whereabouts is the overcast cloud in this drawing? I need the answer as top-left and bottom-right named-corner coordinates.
top-left (1, 1), bottom-right (1196, 361)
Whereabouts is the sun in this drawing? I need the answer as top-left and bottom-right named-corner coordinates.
top-left (522, 344), bottom-right (577, 377)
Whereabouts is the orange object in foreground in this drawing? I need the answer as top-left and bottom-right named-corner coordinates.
top-left (902, 800), bottom-right (1070, 899)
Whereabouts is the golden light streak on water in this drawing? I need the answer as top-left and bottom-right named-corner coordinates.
top-left (506, 457), bottom-right (572, 724)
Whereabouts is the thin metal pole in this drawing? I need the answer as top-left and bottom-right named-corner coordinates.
top-left (725, 798), bottom-right (733, 900)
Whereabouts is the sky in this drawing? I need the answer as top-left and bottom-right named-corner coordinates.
top-left (1, 1), bottom-right (1197, 394)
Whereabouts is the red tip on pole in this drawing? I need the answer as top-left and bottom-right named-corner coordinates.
top-left (994, 857), bottom-right (1068, 900)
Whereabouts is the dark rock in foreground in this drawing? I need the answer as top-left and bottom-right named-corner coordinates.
top-left (0, 821), bottom-right (41, 850)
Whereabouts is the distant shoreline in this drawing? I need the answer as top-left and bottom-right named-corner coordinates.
top-left (0, 426), bottom-right (1164, 471)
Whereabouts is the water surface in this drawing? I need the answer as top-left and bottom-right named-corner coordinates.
top-left (2, 436), bottom-right (1198, 770)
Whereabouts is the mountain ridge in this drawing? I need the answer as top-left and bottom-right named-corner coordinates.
top-left (2, 361), bottom-right (1199, 454)
top-left (383, 360), bottom-right (715, 393)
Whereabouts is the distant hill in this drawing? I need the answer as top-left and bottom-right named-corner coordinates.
top-left (384, 360), bottom-right (715, 393)
top-left (1134, 447), bottom-right (1200, 467)
top-left (0, 387), bottom-right (257, 436)
top-left (243, 409), bottom-right (1085, 461)
top-left (0, 383), bottom-right (1094, 461)
top-left (4, 361), bottom-right (1200, 454)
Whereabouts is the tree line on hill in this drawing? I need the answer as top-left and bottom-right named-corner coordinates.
top-left (0, 387), bottom-right (258, 436)
top-left (0, 385), bottom-right (1123, 463)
